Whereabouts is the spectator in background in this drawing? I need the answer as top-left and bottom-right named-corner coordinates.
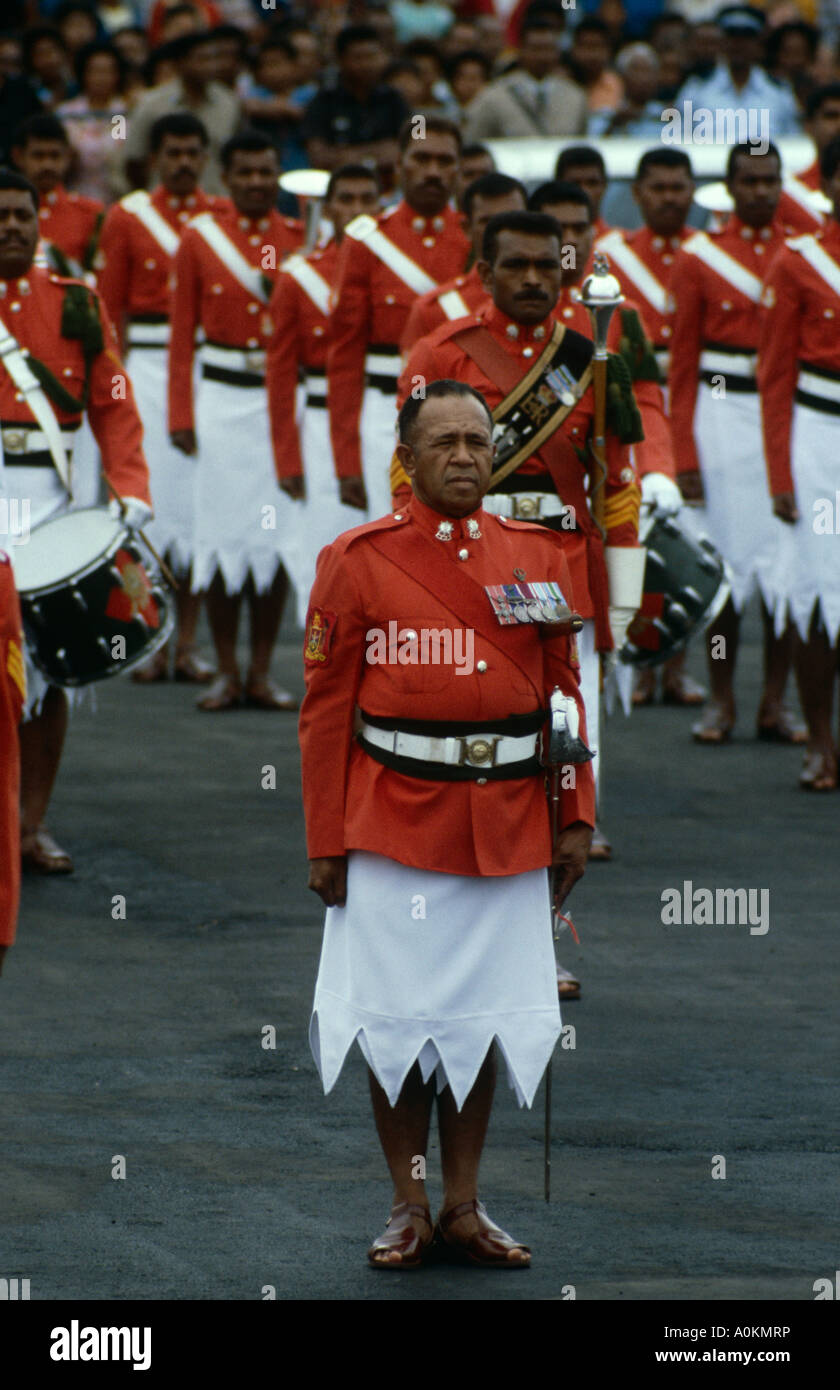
top-left (402, 37), bottom-right (459, 113)
top-left (457, 140), bottom-right (495, 195)
top-left (383, 58), bottom-right (426, 108)
top-left (23, 26), bottom-right (76, 107)
top-left (147, 0), bottom-right (223, 48)
top-left (590, 41), bottom-right (665, 135)
top-left (123, 29), bottom-right (241, 195)
top-left (111, 25), bottom-right (149, 99)
top-left (675, 5), bottom-right (801, 139)
top-left (567, 16), bottom-right (624, 111)
top-left (0, 32), bottom-right (23, 79)
top-left (57, 40), bottom-right (128, 203)
top-left (211, 23), bottom-right (249, 91)
top-left (284, 23), bottom-right (326, 90)
top-left (441, 18), bottom-right (481, 63)
top-left (240, 35), bottom-right (309, 171)
top-left (473, 12), bottom-right (506, 71)
top-left (55, 3), bottom-right (101, 56)
top-left (389, 0), bottom-right (456, 45)
top-left (449, 48), bottom-right (491, 118)
top-left (554, 144), bottom-right (611, 236)
top-left (0, 56), bottom-right (43, 166)
top-left (463, 13), bottom-right (587, 139)
top-left (300, 24), bottom-right (408, 188)
top-left (767, 20), bottom-right (820, 111)
top-left (97, 0), bottom-right (143, 32)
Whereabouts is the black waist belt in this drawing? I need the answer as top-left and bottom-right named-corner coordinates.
top-left (365, 373), bottom-right (398, 394)
top-left (130, 312), bottom-right (169, 323)
top-left (699, 370), bottom-right (757, 393)
top-left (306, 396), bottom-right (328, 410)
top-left (2, 452), bottom-right (55, 467)
top-left (794, 386), bottom-right (840, 416)
top-left (202, 364), bottom-right (265, 388)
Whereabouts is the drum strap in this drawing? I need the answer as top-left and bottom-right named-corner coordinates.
top-left (0, 328), bottom-right (72, 495)
top-left (282, 253), bottom-right (331, 315)
top-left (190, 213), bottom-right (272, 303)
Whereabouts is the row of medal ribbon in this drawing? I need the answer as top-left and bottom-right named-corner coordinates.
top-left (485, 581), bottom-right (571, 626)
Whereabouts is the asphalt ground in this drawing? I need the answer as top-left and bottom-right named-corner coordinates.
top-left (1, 600), bottom-right (838, 1306)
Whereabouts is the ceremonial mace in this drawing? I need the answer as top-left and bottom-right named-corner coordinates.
top-left (278, 168), bottom-right (331, 253)
top-left (580, 253), bottom-right (624, 540)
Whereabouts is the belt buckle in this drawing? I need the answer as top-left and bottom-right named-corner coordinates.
top-left (245, 350), bottom-right (265, 373)
top-left (459, 735), bottom-right (500, 768)
top-left (3, 428), bottom-right (26, 452)
top-left (513, 494), bottom-right (539, 520)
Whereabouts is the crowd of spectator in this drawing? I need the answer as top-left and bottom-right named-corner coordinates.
top-left (2, 1), bottom-right (840, 206)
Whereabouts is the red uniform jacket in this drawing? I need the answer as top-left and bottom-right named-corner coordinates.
top-left (758, 220), bottom-right (840, 497)
top-left (299, 494), bottom-right (595, 875)
top-left (397, 301), bottom-right (640, 636)
top-left (38, 185), bottom-right (103, 269)
top-left (0, 268), bottom-right (151, 503)
top-left (327, 200), bottom-right (469, 478)
top-left (669, 216), bottom-right (790, 476)
top-left (595, 225), bottom-right (690, 360)
top-left (778, 161), bottom-right (824, 234)
top-left (168, 204), bottom-right (302, 434)
top-left (266, 239), bottom-right (338, 482)
top-left (98, 187), bottom-right (224, 343)
top-left (400, 264), bottom-right (486, 353)
top-left (0, 553), bottom-right (24, 948)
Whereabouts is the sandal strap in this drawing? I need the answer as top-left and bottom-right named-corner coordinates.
top-left (439, 1198), bottom-right (481, 1234)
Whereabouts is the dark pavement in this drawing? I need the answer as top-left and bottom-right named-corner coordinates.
top-left (2, 607), bottom-right (838, 1302)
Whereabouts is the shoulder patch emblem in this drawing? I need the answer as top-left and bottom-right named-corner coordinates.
top-left (304, 608), bottom-right (337, 665)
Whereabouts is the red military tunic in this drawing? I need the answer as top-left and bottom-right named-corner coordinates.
top-left (37, 185), bottom-right (103, 269)
top-left (299, 493), bottom-right (595, 875)
top-left (0, 553), bottom-right (24, 949)
top-left (758, 220), bottom-right (840, 497)
top-left (400, 264), bottom-right (486, 353)
top-left (266, 238), bottom-right (338, 482)
top-left (327, 200), bottom-right (469, 478)
top-left (168, 204), bottom-right (302, 434)
top-left (551, 281), bottom-right (675, 479)
top-left (397, 301), bottom-right (640, 637)
top-left (669, 216), bottom-right (790, 476)
top-left (98, 187), bottom-right (225, 343)
top-left (777, 160), bottom-right (823, 234)
top-left (0, 268), bottom-right (151, 503)
top-left (595, 225), bottom-right (690, 367)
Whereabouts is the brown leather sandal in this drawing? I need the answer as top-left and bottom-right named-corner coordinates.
top-left (436, 1199), bottom-right (531, 1268)
top-left (367, 1202), bottom-right (433, 1269)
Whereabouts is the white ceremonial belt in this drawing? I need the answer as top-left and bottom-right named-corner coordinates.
top-left (364, 351), bottom-right (401, 376)
top-left (797, 369), bottom-right (840, 404)
top-left (127, 321), bottom-right (170, 347)
top-left (654, 348), bottom-right (671, 376)
top-left (699, 349), bottom-right (756, 378)
top-left (482, 491), bottom-right (566, 520)
top-left (359, 721), bottom-right (538, 769)
top-left (201, 343), bottom-right (266, 374)
top-left (304, 373), bottom-right (327, 397)
top-left (1, 425), bottom-right (77, 454)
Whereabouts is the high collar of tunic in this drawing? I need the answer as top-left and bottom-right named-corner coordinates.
top-left (404, 491), bottom-right (485, 543)
top-left (481, 301), bottom-right (552, 344)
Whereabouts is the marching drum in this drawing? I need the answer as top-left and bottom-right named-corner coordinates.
top-left (12, 507), bottom-right (174, 687)
top-left (621, 506), bottom-right (731, 668)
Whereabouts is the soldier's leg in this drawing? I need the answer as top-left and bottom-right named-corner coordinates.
top-left (20, 686), bottom-right (71, 870)
top-left (795, 611), bottom-right (837, 790)
top-left (204, 569), bottom-right (242, 677)
top-left (367, 1062), bottom-right (435, 1265)
top-left (247, 565), bottom-right (288, 680)
top-left (756, 602), bottom-right (805, 740)
top-left (693, 595), bottom-right (739, 742)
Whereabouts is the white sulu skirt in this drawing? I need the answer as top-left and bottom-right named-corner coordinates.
top-left (692, 383), bottom-right (781, 612)
top-left (291, 398), bottom-right (364, 627)
top-left (126, 347), bottom-right (200, 574)
top-left (774, 402), bottom-right (840, 643)
top-left (359, 385), bottom-right (398, 522)
top-left (309, 850), bottom-right (561, 1113)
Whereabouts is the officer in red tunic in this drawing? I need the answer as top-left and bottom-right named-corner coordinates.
top-left (758, 133), bottom-right (840, 792)
top-left (0, 169), bottom-right (152, 874)
top-left (0, 550), bottom-right (25, 972)
top-left (168, 130), bottom-right (303, 712)
top-left (267, 163), bottom-right (381, 625)
top-left (11, 113), bottom-right (103, 274)
top-left (99, 111), bottom-right (222, 685)
top-left (670, 141), bottom-right (805, 748)
top-left (777, 83), bottom-right (840, 233)
top-left (400, 172), bottom-right (526, 354)
top-left (595, 147), bottom-right (706, 709)
top-left (301, 379), bottom-right (594, 1269)
top-left (326, 115), bottom-right (469, 520)
top-left (397, 210), bottom-right (644, 883)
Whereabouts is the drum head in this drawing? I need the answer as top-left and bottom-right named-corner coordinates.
top-left (12, 508), bottom-right (123, 593)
